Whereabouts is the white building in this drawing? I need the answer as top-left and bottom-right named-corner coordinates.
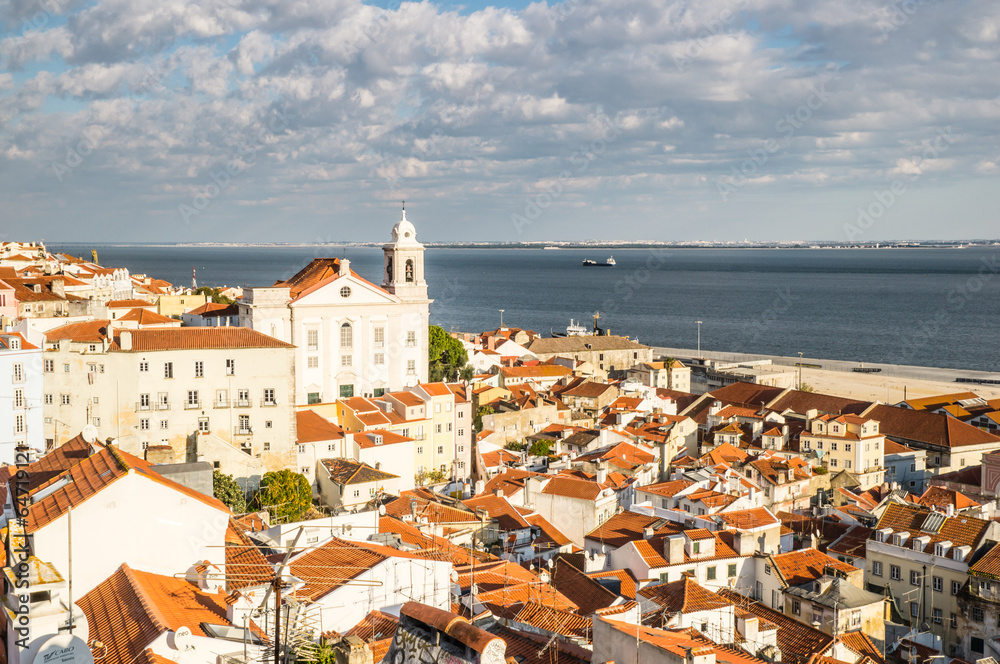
top-left (0, 332), bottom-right (44, 464)
top-left (288, 537), bottom-right (452, 635)
top-left (240, 208), bottom-right (431, 405)
top-left (41, 322), bottom-right (297, 488)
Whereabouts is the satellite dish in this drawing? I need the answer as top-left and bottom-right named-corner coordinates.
top-left (36, 634), bottom-right (94, 664)
top-left (450, 570), bottom-right (459, 584)
top-left (82, 425), bottom-right (99, 444)
top-left (172, 626), bottom-right (194, 651)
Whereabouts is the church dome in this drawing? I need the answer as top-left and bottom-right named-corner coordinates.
top-left (390, 206), bottom-right (421, 247)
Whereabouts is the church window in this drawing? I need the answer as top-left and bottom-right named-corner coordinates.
top-left (340, 286), bottom-right (351, 298)
top-left (405, 259), bottom-right (414, 283)
top-left (386, 257), bottom-right (393, 282)
top-left (340, 323), bottom-right (353, 349)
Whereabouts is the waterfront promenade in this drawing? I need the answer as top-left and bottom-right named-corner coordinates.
top-left (653, 347), bottom-right (1000, 402)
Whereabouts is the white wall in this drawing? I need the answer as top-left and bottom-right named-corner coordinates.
top-left (31, 473), bottom-right (231, 596)
top-left (0, 343), bottom-right (44, 464)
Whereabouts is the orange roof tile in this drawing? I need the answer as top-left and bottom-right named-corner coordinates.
top-left (771, 548), bottom-right (857, 586)
top-left (117, 327), bottom-right (293, 351)
top-left (224, 518), bottom-right (274, 591)
top-left (639, 576), bottom-right (733, 613)
top-left (296, 409), bottom-right (345, 444)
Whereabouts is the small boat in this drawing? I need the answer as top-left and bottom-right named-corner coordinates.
top-left (582, 257), bottom-right (616, 267)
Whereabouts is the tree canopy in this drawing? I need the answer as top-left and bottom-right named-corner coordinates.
top-left (428, 325), bottom-right (470, 382)
top-left (212, 470), bottom-right (247, 514)
top-left (252, 470), bottom-right (312, 523)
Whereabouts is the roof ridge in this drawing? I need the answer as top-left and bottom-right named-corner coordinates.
top-left (106, 443), bottom-right (131, 472)
top-left (119, 563), bottom-right (173, 633)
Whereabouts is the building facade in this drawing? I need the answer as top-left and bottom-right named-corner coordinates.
top-left (0, 332), bottom-right (44, 464)
top-left (240, 209), bottom-right (431, 405)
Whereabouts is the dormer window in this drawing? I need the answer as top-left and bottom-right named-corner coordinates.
top-left (935, 542), bottom-right (952, 557)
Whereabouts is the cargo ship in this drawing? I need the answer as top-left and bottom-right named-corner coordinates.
top-left (582, 256), bottom-right (616, 267)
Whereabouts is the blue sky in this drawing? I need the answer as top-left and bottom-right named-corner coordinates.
top-left (1, 0), bottom-right (998, 242)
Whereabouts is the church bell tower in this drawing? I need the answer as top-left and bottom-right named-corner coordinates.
top-left (383, 203), bottom-right (428, 301)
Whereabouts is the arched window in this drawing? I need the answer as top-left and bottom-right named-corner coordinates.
top-left (405, 259), bottom-right (414, 283)
top-left (340, 322), bottom-right (353, 349)
top-left (385, 256), bottom-right (393, 282)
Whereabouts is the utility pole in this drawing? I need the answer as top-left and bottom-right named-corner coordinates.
top-left (696, 321), bottom-right (703, 358)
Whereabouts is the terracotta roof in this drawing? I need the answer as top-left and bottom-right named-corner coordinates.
top-left (488, 625), bottom-right (592, 664)
top-left (527, 335), bottom-right (650, 354)
top-left (499, 365), bottom-right (572, 378)
top-left (540, 476), bottom-right (606, 501)
top-left (584, 510), bottom-right (683, 549)
top-left (638, 576), bottom-right (733, 613)
top-left (289, 537), bottom-right (414, 601)
top-left (601, 619), bottom-right (766, 664)
top-left (107, 299), bottom-right (156, 308)
top-left (274, 258), bottom-right (389, 301)
top-left (638, 479), bottom-right (695, 498)
top-left (969, 541), bottom-right (1000, 579)
top-left (550, 558), bottom-right (618, 615)
top-left (115, 308), bottom-right (177, 325)
top-left (526, 513), bottom-right (572, 550)
top-left (771, 548), bottom-right (858, 587)
top-left (384, 491), bottom-right (480, 524)
top-left (45, 319), bottom-right (112, 343)
top-left (588, 569), bottom-right (638, 599)
top-left (186, 301), bottom-right (233, 316)
top-left (296, 410), bottom-right (345, 444)
top-left (354, 429), bottom-right (412, 448)
top-left (917, 485), bottom-right (981, 511)
top-left (508, 602), bottom-right (591, 638)
top-left (321, 458), bottom-right (398, 484)
top-left (26, 444), bottom-right (228, 533)
top-left (345, 610), bottom-right (399, 642)
top-left (875, 503), bottom-right (990, 560)
top-left (0, 332), bottom-right (38, 351)
top-left (715, 508), bottom-right (780, 530)
top-left (79, 563), bottom-right (263, 664)
top-left (863, 404), bottom-right (1000, 449)
top-left (378, 515), bottom-right (484, 565)
top-left (827, 525), bottom-right (872, 560)
top-left (22, 433), bottom-right (95, 491)
top-left (838, 630), bottom-right (885, 664)
top-left (463, 494), bottom-right (531, 531)
top-left (117, 327), bottom-right (293, 351)
top-left (718, 589), bottom-right (833, 661)
top-left (224, 518), bottom-right (274, 591)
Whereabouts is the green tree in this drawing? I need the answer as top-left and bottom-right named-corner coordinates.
top-left (460, 364), bottom-right (476, 382)
top-left (195, 286), bottom-right (235, 305)
top-left (428, 325), bottom-right (469, 381)
top-left (252, 470), bottom-right (312, 523)
top-left (528, 440), bottom-right (552, 457)
top-left (474, 405), bottom-right (495, 432)
top-left (213, 470), bottom-right (247, 513)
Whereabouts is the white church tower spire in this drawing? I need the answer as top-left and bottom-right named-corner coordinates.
top-left (383, 202), bottom-right (428, 302)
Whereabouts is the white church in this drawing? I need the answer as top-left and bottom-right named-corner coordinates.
top-left (239, 208), bottom-right (431, 404)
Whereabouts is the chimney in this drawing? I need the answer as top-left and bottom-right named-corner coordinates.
top-left (946, 503), bottom-right (955, 517)
top-left (51, 278), bottom-right (65, 298)
top-left (596, 462), bottom-right (608, 486)
top-left (664, 533), bottom-right (685, 564)
top-left (340, 258), bottom-right (351, 275)
top-left (738, 615), bottom-right (759, 643)
top-left (734, 531), bottom-right (755, 556)
top-left (495, 489), bottom-right (504, 498)
top-left (119, 330), bottom-right (132, 351)
top-left (643, 526), bottom-right (654, 539)
top-left (329, 636), bottom-right (374, 664)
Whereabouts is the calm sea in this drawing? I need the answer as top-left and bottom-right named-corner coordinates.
top-left (50, 245), bottom-right (1000, 373)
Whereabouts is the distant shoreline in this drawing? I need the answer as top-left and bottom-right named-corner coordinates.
top-left (47, 241), bottom-right (1000, 250)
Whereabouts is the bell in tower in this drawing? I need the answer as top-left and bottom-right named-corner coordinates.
top-left (382, 203), bottom-right (428, 302)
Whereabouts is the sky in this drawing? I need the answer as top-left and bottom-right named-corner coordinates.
top-left (1, 0), bottom-right (998, 243)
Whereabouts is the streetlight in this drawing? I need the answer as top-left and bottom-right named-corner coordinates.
top-left (798, 352), bottom-right (804, 390)
top-left (499, 309), bottom-right (505, 328)
top-left (696, 321), bottom-right (703, 358)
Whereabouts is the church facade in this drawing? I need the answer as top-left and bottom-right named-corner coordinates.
top-left (239, 208), bottom-right (431, 405)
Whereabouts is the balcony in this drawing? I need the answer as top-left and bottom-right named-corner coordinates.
top-left (184, 401), bottom-right (202, 410)
top-left (136, 402), bottom-right (152, 412)
top-left (234, 399), bottom-right (252, 408)
top-left (234, 427), bottom-right (253, 437)
top-left (260, 399), bottom-right (278, 408)
top-left (156, 402), bottom-right (170, 411)
top-left (214, 400), bottom-right (231, 409)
